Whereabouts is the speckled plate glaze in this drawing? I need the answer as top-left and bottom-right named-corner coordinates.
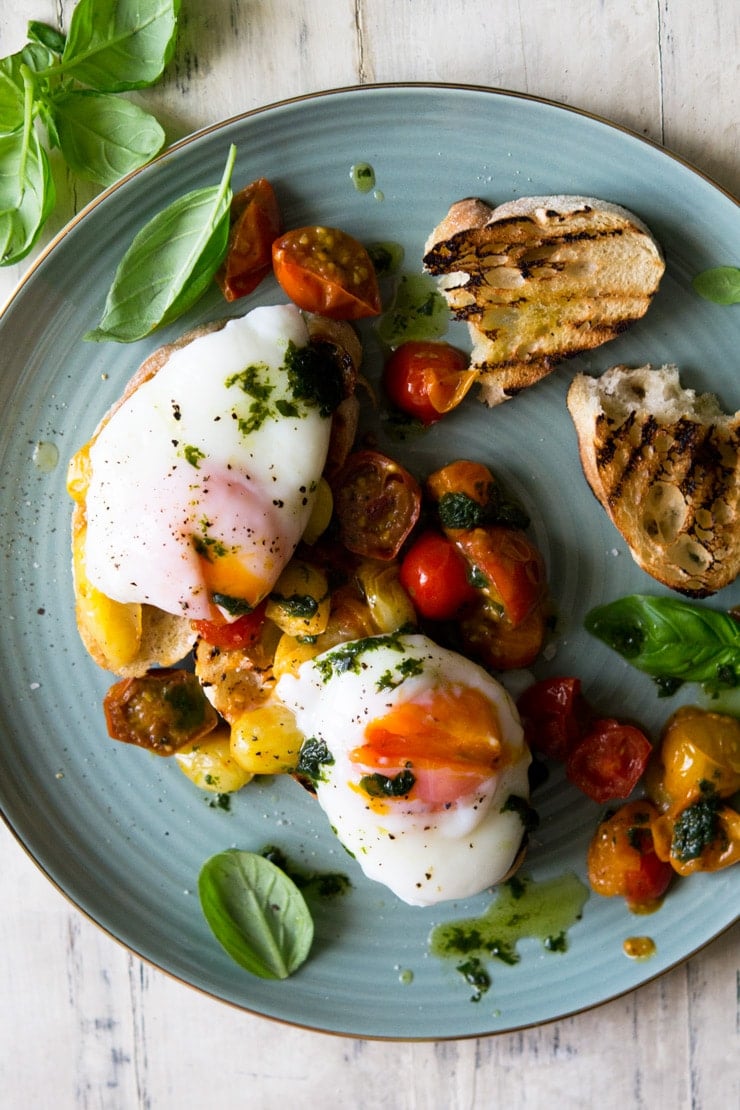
top-left (0, 85), bottom-right (738, 1040)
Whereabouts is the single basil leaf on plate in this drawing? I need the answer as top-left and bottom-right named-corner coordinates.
top-left (584, 594), bottom-right (740, 689)
top-left (0, 126), bottom-right (56, 266)
top-left (60, 0), bottom-right (181, 92)
top-left (27, 20), bottom-right (67, 55)
top-left (692, 266), bottom-right (740, 305)
top-left (85, 143), bottom-right (236, 342)
top-left (51, 90), bottom-right (165, 186)
top-left (198, 849), bottom-right (314, 980)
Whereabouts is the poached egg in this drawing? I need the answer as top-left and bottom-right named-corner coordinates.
top-left (276, 632), bottom-right (531, 906)
top-left (83, 305), bottom-right (332, 621)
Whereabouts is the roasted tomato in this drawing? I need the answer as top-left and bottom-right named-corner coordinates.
top-left (191, 600), bottom-right (268, 650)
top-left (103, 669), bottom-right (219, 755)
top-left (517, 676), bottom-right (593, 762)
top-left (272, 226), bottom-right (381, 319)
top-left (332, 450), bottom-right (421, 560)
top-left (651, 795), bottom-right (740, 876)
top-left (644, 705), bottom-right (740, 814)
top-left (587, 800), bottom-right (673, 911)
top-left (451, 525), bottom-right (546, 627)
top-left (460, 601), bottom-right (547, 671)
top-left (383, 340), bottom-right (475, 425)
top-left (399, 530), bottom-right (477, 620)
top-left (216, 178), bottom-right (281, 301)
top-left (566, 718), bottom-right (652, 804)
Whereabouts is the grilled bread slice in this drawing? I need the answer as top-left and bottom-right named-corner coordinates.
top-left (69, 315), bottom-right (361, 677)
top-left (567, 363), bottom-right (739, 597)
top-left (423, 195), bottom-right (665, 406)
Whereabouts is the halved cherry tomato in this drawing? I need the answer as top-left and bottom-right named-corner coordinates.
top-left (216, 178), bottom-right (281, 301)
top-left (566, 718), bottom-right (652, 803)
top-left (191, 600), bottom-right (268, 650)
top-left (272, 226), bottom-right (381, 320)
top-left (103, 669), bottom-right (218, 756)
top-left (460, 601), bottom-right (547, 671)
top-left (399, 530), bottom-right (477, 620)
top-left (452, 525), bottom-right (546, 627)
top-left (332, 450), bottom-right (421, 560)
top-left (517, 676), bottom-right (593, 761)
top-left (587, 800), bottom-right (673, 910)
top-left (383, 341), bottom-right (475, 425)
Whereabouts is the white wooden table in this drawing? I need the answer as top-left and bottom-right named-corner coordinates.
top-left (1, 3), bottom-right (738, 1106)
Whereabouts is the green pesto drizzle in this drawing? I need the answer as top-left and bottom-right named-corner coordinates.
top-left (430, 873), bottom-right (589, 998)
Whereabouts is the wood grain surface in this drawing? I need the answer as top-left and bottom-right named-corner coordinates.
top-left (1, 2), bottom-right (738, 1107)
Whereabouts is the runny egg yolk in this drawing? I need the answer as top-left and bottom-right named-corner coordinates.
top-left (350, 685), bottom-right (503, 811)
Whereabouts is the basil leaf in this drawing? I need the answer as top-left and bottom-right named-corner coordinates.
top-left (27, 20), bottom-right (67, 55)
top-left (692, 266), bottom-right (740, 305)
top-left (85, 143), bottom-right (236, 342)
top-left (585, 594), bottom-right (740, 689)
top-left (0, 126), bottom-right (56, 266)
top-left (198, 849), bottom-right (314, 979)
top-left (0, 45), bottom-right (51, 132)
top-left (61, 0), bottom-right (180, 92)
top-left (52, 90), bottom-right (165, 186)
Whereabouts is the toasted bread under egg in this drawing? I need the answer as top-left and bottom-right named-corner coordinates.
top-left (566, 363), bottom-right (740, 597)
top-left (70, 314), bottom-right (362, 678)
top-left (423, 195), bottom-right (665, 406)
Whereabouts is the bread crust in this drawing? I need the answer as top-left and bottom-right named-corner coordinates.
top-left (423, 195), bottom-right (665, 406)
top-left (567, 363), bottom-right (740, 597)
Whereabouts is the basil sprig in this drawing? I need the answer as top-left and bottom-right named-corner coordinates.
top-left (85, 143), bottom-right (236, 342)
top-left (199, 849), bottom-right (314, 980)
top-left (1, 2), bottom-right (180, 267)
top-left (585, 594), bottom-right (740, 692)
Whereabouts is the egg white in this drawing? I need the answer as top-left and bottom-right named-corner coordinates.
top-left (84, 305), bottom-right (331, 620)
top-left (276, 633), bottom-right (531, 906)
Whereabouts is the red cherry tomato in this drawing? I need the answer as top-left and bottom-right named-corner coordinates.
top-left (587, 800), bottom-right (673, 909)
top-left (272, 226), bottom-right (381, 320)
top-left (517, 676), bottom-right (593, 761)
top-left (383, 341), bottom-right (474, 425)
top-left (191, 601), bottom-right (268, 650)
top-left (399, 530), bottom-right (477, 620)
top-left (452, 525), bottom-right (546, 627)
top-left (566, 718), bottom-right (652, 803)
top-left (332, 450), bottom-right (421, 560)
top-left (216, 178), bottom-right (281, 301)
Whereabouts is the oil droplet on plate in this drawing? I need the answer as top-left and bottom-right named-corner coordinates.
top-left (398, 968), bottom-right (414, 985)
top-left (623, 936), bottom-right (656, 960)
top-left (33, 440), bottom-right (59, 472)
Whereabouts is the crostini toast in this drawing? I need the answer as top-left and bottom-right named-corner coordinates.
top-left (566, 363), bottom-right (739, 597)
top-left (423, 195), bottom-right (665, 406)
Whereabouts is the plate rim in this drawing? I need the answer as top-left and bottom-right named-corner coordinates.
top-left (1, 80), bottom-right (738, 1040)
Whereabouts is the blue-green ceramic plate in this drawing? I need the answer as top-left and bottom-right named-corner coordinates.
top-left (0, 85), bottom-right (737, 1039)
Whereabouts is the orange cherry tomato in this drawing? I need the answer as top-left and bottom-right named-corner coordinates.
top-left (332, 450), bottom-right (421, 560)
top-left (383, 341), bottom-right (475, 425)
top-left (587, 800), bottom-right (673, 910)
top-left (216, 178), bottom-right (281, 301)
top-left (452, 525), bottom-right (546, 627)
top-left (272, 226), bottom-right (381, 319)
